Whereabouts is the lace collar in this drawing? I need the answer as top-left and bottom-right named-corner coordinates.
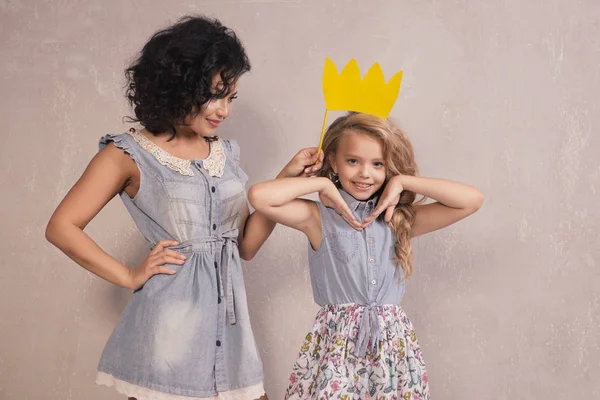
top-left (127, 128), bottom-right (226, 177)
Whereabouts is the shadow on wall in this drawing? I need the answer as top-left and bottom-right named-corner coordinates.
top-left (220, 102), bottom-right (293, 184)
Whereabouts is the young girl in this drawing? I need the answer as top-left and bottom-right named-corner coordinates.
top-left (45, 16), bottom-right (323, 400)
top-left (249, 112), bottom-right (484, 399)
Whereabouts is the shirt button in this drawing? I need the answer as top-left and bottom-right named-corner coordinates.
top-left (216, 340), bottom-right (221, 347)
top-left (371, 279), bottom-right (377, 285)
top-left (218, 297), bottom-right (222, 304)
top-left (214, 261), bottom-right (218, 268)
top-left (369, 258), bottom-right (375, 263)
top-left (212, 224), bottom-right (217, 230)
top-left (211, 186), bottom-right (216, 193)
top-left (367, 239), bottom-right (373, 245)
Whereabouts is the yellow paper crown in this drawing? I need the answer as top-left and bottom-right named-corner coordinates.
top-left (323, 57), bottom-right (403, 119)
top-left (317, 58), bottom-right (403, 153)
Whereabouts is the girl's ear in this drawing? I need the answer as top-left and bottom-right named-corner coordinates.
top-left (328, 153), bottom-right (338, 174)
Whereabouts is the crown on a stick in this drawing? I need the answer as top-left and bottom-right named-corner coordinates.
top-left (322, 57), bottom-right (403, 119)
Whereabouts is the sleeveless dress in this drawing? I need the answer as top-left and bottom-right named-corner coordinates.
top-left (95, 129), bottom-right (265, 400)
top-left (285, 190), bottom-right (430, 400)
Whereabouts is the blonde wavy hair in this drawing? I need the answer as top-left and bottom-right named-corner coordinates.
top-left (318, 112), bottom-right (422, 278)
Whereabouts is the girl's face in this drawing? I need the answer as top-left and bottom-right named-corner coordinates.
top-left (330, 131), bottom-right (387, 201)
top-left (185, 73), bottom-right (239, 137)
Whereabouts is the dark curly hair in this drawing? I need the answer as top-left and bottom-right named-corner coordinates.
top-left (125, 15), bottom-right (251, 137)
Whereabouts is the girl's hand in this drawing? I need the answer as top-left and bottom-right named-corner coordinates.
top-left (362, 175), bottom-right (404, 226)
top-left (279, 147), bottom-right (324, 178)
top-left (319, 180), bottom-right (363, 231)
top-left (127, 240), bottom-right (186, 290)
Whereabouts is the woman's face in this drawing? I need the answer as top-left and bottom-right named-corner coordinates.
top-left (185, 73), bottom-right (239, 137)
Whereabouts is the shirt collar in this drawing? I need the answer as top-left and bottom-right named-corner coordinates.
top-left (339, 188), bottom-right (380, 212)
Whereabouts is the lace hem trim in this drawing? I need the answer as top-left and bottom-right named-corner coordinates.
top-left (96, 372), bottom-right (265, 400)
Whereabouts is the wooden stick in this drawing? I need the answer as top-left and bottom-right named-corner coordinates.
top-left (317, 109), bottom-right (329, 155)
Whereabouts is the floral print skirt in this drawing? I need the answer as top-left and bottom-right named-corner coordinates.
top-left (285, 304), bottom-right (430, 400)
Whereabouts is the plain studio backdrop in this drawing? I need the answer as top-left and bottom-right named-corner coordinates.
top-left (1, 1), bottom-right (599, 399)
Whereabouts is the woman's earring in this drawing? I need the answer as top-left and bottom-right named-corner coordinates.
top-left (328, 171), bottom-right (340, 184)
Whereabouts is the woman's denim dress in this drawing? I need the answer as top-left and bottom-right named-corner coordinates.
top-left (95, 129), bottom-right (264, 400)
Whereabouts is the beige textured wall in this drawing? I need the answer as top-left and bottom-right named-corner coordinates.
top-left (2, 1), bottom-right (599, 399)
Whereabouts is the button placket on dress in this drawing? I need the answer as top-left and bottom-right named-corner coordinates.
top-left (361, 199), bottom-right (382, 357)
top-left (196, 163), bottom-right (226, 389)
top-left (363, 200), bottom-right (379, 298)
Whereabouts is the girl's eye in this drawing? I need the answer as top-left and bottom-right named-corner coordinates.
top-left (374, 162), bottom-right (384, 168)
top-left (347, 159), bottom-right (357, 165)
top-left (228, 96), bottom-right (238, 103)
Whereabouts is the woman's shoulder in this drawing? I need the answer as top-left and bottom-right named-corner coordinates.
top-left (220, 138), bottom-right (241, 163)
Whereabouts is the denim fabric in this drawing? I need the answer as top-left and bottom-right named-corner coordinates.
top-left (96, 131), bottom-right (262, 397)
top-left (308, 189), bottom-right (406, 356)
